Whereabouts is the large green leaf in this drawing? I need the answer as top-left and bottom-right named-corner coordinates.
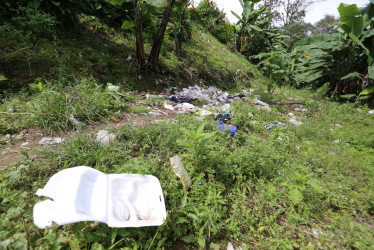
top-left (145, 0), bottom-right (168, 8)
top-left (106, 0), bottom-right (130, 5)
top-left (248, 24), bottom-right (262, 31)
top-left (338, 3), bottom-right (364, 37)
top-left (293, 34), bottom-right (342, 48)
top-left (0, 74), bottom-right (7, 81)
top-left (121, 20), bottom-right (135, 30)
top-left (341, 71), bottom-right (362, 80)
top-left (289, 188), bottom-right (303, 205)
top-left (231, 11), bottom-right (242, 23)
top-left (369, 65), bottom-right (374, 79)
top-left (348, 33), bottom-right (369, 54)
top-left (359, 86), bottom-right (374, 95)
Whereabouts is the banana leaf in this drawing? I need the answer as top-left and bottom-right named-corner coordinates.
top-left (338, 3), bottom-right (364, 37)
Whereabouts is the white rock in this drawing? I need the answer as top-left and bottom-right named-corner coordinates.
top-left (96, 130), bottom-right (115, 146)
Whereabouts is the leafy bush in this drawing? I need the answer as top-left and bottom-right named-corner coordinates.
top-left (291, 3), bottom-right (374, 105)
top-left (209, 23), bottom-right (236, 45)
top-left (30, 78), bottom-right (127, 129)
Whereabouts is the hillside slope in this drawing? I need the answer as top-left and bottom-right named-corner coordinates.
top-left (1, 17), bottom-right (374, 250)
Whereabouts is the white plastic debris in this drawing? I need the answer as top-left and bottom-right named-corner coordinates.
top-left (289, 118), bottom-right (303, 126)
top-left (96, 130), bottom-right (115, 146)
top-left (126, 54), bottom-right (132, 61)
top-left (163, 103), bottom-right (174, 111)
top-left (33, 166), bottom-right (166, 229)
top-left (248, 112), bottom-right (254, 118)
top-left (39, 137), bottom-right (64, 145)
top-left (169, 155), bottom-right (191, 190)
top-left (175, 103), bottom-right (196, 113)
top-left (221, 103), bottom-right (231, 112)
top-left (368, 110), bottom-right (374, 114)
top-left (148, 111), bottom-right (162, 116)
top-left (69, 114), bottom-right (86, 128)
top-left (196, 109), bottom-right (212, 117)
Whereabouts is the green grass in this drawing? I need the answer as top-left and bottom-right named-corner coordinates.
top-left (1, 85), bottom-right (374, 249)
top-left (0, 15), bottom-right (373, 250)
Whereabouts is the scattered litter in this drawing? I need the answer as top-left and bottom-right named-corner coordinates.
top-left (163, 103), bottom-right (174, 111)
top-left (368, 110), bottom-right (374, 114)
top-left (167, 96), bottom-right (197, 103)
top-left (265, 121), bottom-right (286, 130)
top-left (0, 97), bottom-right (10, 104)
top-left (329, 152), bottom-right (336, 155)
top-left (96, 130), bottom-right (115, 146)
top-left (217, 122), bottom-right (237, 136)
top-left (148, 111), bottom-right (162, 116)
top-left (221, 103), bottom-right (231, 112)
top-left (215, 111), bottom-right (231, 123)
top-left (248, 112), bottom-right (254, 118)
top-left (6, 103), bottom-right (14, 113)
top-left (227, 242), bottom-right (242, 250)
top-left (39, 137), bottom-right (64, 145)
top-left (33, 166), bottom-right (166, 228)
top-left (333, 140), bottom-right (341, 144)
top-left (289, 118), bottom-right (303, 126)
top-left (21, 142), bottom-right (30, 147)
top-left (196, 109), bottom-right (212, 117)
top-left (69, 114), bottom-right (86, 128)
top-left (227, 242), bottom-right (235, 250)
top-left (331, 124), bottom-right (342, 128)
top-left (195, 116), bottom-right (204, 122)
top-left (126, 54), bottom-right (132, 61)
top-left (107, 83), bottom-right (120, 93)
top-left (169, 155), bottom-right (191, 190)
top-left (312, 228), bottom-right (324, 238)
top-left (175, 103), bottom-right (196, 113)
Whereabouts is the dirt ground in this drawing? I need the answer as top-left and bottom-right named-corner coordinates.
top-left (0, 110), bottom-right (178, 170)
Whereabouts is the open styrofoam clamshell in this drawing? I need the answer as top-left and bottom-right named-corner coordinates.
top-left (33, 166), bottom-right (166, 229)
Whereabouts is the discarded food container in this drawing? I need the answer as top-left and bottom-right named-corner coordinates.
top-left (33, 166), bottom-right (166, 229)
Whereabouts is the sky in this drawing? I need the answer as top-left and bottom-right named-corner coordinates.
top-left (193, 0), bottom-right (370, 25)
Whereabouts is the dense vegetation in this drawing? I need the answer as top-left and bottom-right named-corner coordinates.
top-left (1, 0), bottom-right (374, 249)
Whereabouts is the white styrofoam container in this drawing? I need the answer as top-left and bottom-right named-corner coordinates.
top-left (33, 166), bottom-right (166, 229)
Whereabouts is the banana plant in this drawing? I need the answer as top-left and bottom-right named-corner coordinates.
top-left (232, 0), bottom-right (282, 56)
top-left (291, 2), bottom-right (374, 101)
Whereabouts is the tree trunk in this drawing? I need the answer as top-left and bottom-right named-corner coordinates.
top-left (148, 0), bottom-right (176, 68)
top-left (236, 31), bottom-right (242, 52)
top-left (175, 5), bottom-right (186, 56)
top-left (134, 0), bottom-right (145, 68)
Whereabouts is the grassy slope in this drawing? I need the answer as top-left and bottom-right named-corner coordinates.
top-left (1, 18), bottom-right (374, 249)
